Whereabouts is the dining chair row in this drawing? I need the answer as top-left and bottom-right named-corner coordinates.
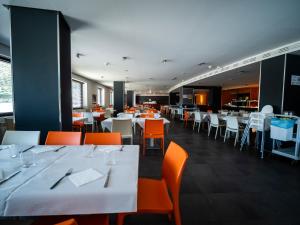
top-left (1, 130), bottom-right (122, 146)
top-left (34, 141), bottom-right (188, 225)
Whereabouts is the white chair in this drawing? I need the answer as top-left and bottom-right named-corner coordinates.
top-left (1, 130), bottom-right (40, 145)
top-left (83, 112), bottom-right (94, 132)
top-left (208, 114), bottom-right (225, 139)
top-left (261, 105), bottom-right (273, 114)
top-left (224, 116), bottom-right (241, 147)
top-left (104, 108), bottom-right (112, 118)
top-left (111, 119), bottom-right (133, 144)
top-left (193, 111), bottom-right (202, 133)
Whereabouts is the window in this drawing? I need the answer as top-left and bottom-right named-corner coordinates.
top-left (72, 79), bottom-right (83, 108)
top-left (0, 57), bottom-right (13, 114)
top-left (97, 88), bottom-right (104, 106)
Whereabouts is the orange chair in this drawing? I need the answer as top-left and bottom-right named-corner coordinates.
top-left (183, 111), bottom-right (190, 127)
top-left (84, 132), bottom-right (122, 145)
top-left (45, 131), bottom-right (81, 145)
top-left (117, 141), bottom-right (188, 225)
top-left (72, 112), bottom-right (84, 131)
top-left (142, 119), bottom-right (164, 155)
top-left (140, 113), bottom-right (154, 118)
top-left (33, 214), bottom-right (109, 225)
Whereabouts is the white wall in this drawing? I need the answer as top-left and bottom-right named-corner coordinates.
top-left (72, 73), bottom-right (112, 109)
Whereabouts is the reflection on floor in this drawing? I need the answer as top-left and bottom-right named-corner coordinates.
top-left (1, 119), bottom-right (300, 225)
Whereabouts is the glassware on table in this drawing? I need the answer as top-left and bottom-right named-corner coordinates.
top-left (8, 145), bottom-right (18, 158)
top-left (86, 144), bottom-right (96, 158)
top-left (20, 151), bottom-right (34, 168)
top-left (104, 150), bottom-right (116, 165)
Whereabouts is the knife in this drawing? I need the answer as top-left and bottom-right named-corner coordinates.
top-left (54, 146), bottom-right (66, 152)
top-left (21, 146), bottom-right (34, 153)
top-left (50, 168), bottom-right (73, 189)
top-left (104, 168), bottom-right (111, 188)
top-left (0, 170), bottom-right (21, 185)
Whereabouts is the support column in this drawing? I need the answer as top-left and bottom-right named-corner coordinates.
top-left (126, 90), bottom-right (134, 108)
top-left (10, 6), bottom-right (72, 143)
top-left (113, 81), bottom-right (125, 113)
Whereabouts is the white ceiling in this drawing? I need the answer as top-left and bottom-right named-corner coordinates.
top-left (188, 62), bottom-right (260, 89)
top-left (1, 0), bottom-right (300, 92)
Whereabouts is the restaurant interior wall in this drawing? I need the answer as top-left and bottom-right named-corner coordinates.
top-left (72, 73), bottom-right (112, 109)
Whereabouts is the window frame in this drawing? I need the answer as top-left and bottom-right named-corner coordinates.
top-left (0, 55), bottom-right (13, 117)
top-left (72, 79), bottom-right (84, 109)
top-left (97, 87), bottom-right (103, 106)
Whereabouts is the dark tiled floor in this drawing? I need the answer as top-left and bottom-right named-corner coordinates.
top-left (131, 118), bottom-right (300, 225)
top-left (2, 118), bottom-right (300, 225)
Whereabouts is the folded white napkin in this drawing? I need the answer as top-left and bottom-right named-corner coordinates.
top-left (31, 146), bottom-right (62, 154)
top-left (69, 168), bottom-right (104, 187)
top-left (96, 145), bottom-right (122, 152)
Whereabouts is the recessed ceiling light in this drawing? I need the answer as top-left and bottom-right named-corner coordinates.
top-left (161, 59), bottom-right (171, 64)
top-left (76, 53), bottom-right (84, 58)
top-left (208, 65), bottom-right (212, 69)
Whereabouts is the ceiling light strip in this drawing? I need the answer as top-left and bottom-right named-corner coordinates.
top-left (168, 40), bottom-right (300, 92)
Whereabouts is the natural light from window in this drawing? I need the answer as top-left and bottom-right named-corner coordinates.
top-left (0, 59), bottom-right (13, 113)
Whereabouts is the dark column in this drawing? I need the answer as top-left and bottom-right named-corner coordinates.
top-left (10, 6), bottom-right (72, 143)
top-left (259, 55), bottom-right (285, 113)
top-left (113, 81), bottom-right (125, 113)
top-left (208, 87), bottom-right (222, 112)
top-left (126, 90), bottom-right (134, 107)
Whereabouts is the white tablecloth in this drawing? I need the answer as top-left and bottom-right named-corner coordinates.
top-left (101, 118), bottom-right (170, 131)
top-left (0, 145), bottom-right (139, 216)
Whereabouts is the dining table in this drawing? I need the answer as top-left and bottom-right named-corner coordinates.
top-left (101, 117), bottom-right (170, 132)
top-left (0, 144), bottom-right (139, 216)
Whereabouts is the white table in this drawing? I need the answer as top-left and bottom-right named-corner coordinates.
top-left (0, 145), bottom-right (139, 216)
top-left (101, 118), bottom-right (170, 132)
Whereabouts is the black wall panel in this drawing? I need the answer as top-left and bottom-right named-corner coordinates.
top-left (169, 92), bottom-right (179, 105)
top-left (260, 55), bottom-right (285, 113)
top-left (136, 96), bottom-right (169, 105)
top-left (283, 54), bottom-right (300, 116)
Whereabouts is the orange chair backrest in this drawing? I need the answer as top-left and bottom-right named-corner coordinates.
top-left (162, 141), bottom-right (188, 207)
top-left (144, 119), bottom-right (164, 135)
top-left (54, 218), bottom-right (78, 225)
top-left (45, 131), bottom-right (81, 145)
top-left (84, 132), bottom-right (122, 145)
top-left (72, 112), bottom-right (83, 118)
top-left (184, 111), bottom-right (189, 120)
top-left (140, 113), bottom-right (154, 118)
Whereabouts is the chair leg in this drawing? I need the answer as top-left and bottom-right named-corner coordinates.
top-left (224, 130), bottom-right (227, 142)
top-left (174, 206), bottom-right (182, 225)
top-left (198, 122), bottom-right (201, 133)
top-left (208, 125), bottom-right (211, 137)
top-left (143, 138), bottom-right (146, 156)
top-left (215, 127), bottom-right (218, 140)
top-left (117, 213), bottom-right (126, 225)
top-left (193, 121), bottom-right (195, 130)
top-left (161, 138), bottom-right (165, 155)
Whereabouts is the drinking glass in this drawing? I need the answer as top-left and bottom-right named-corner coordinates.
top-left (20, 151), bottom-right (34, 168)
top-left (104, 150), bottom-right (116, 165)
top-left (8, 145), bottom-right (18, 158)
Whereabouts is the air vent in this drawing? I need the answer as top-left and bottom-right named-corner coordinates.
top-left (171, 77), bottom-right (177, 80)
top-left (197, 62), bottom-right (206, 66)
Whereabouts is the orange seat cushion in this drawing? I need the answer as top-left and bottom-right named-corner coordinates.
top-left (137, 178), bottom-right (173, 213)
